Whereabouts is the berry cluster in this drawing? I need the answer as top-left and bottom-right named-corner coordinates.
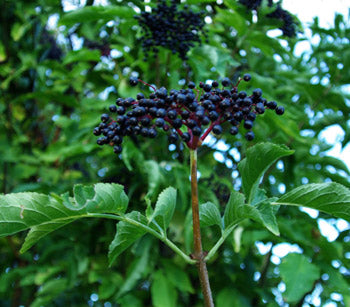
top-left (135, 0), bottom-right (206, 60)
top-left (238, 0), bottom-right (263, 10)
top-left (238, 0), bottom-right (297, 37)
top-left (266, 5), bottom-right (297, 37)
top-left (94, 75), bottom-right (284, 154)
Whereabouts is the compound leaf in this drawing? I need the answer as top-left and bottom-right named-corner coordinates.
top-left (0, 183), bottom-right (128, 253)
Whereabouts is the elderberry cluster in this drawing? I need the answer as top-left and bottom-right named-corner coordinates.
top-left (266, 5), bottom-right (297, 37)
top-left (238, 0), bottom-right (297, 37)
top-left (135, 0), bottom-right (207, 60)
top-left (238, 0), bottom-right (263, 10)
top-left (94, 75), bottom-right (284, 154)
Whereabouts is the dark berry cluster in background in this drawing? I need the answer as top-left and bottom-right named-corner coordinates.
top-left (93, 75), bottom-right (284, 154)
top-left (238, 0), bottom-right (297, 37)
top-left (266, 4), bottom-right (297, 37)
top-left (135, 0), bottom-right (207, 60)
top-left (238, 0), bottom-right (263, 11)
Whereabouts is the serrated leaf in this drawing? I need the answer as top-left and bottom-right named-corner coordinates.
top-left (144, 160), bottom-right (162, 198)
top-left (150, 187), bottom-right (177, 232)
top-left (254, 200), bottom-right (280, 236)
top-left (108, 211), bottom-right (148, 266)
top-left (59, 5), bottom-right (135, 26)
top-left (224, 191), bottom-right (279, 235)
top-left (0, 183), bottom-right (128, 253)
top-left (117, 237), bottom-right (152, 298)
top-left (274, 182), bottom-right (350, 222)
top-left (238, 143), bottom-right (294, 203)
top-left (224, 191), bottom-right (246, 228)
top-left (151, 270), bottom-right (177, 307)
top-left (199, 202), bottom-right (222, 229)
top-left (280, 253), bottom-right (320, 303)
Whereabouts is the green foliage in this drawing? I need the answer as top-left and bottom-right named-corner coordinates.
top-left (275, 182), bottom-right (350, 221)
top-left (1, 0), bottom-right (350, 306)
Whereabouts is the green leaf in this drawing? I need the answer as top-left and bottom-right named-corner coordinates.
top-left (199, 202), bottom-right (222, 229)
top-left (224, 191), bottom-right (279, 235)
top-left (108, 211), bottom-right (148, 266)
top-left (238, 143), bottom-right (294, 203)
top-left (0, 183), bottom-right (128, 253)
top-left (63, 49), bottom-right (101, 65)
top-left (117, 237), bottom-right (153, 298)
top-left (254, 201), bottom-right (279, 236)
top-left (0, 42), bottom-right (6, 62)
top-left (151, 270), bottom-right (177, 307)
top-left (224, 190), bottom-right (246, 228)
top-left (150, 187), bottom-right (177, 232)
top-left (163, 262), bottom-right (194, 293)
top-left (144, 160), bottom-right (162, 198)
top-left (274, 182), bottom-right (350, 222)
top-left (280, 253), bottom-right (320, 303)
top-left (59, 5), bottom-right (135, 26)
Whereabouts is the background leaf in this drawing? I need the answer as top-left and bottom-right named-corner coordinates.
top-left (280, 253), bottom-right (321, 303)
top-left (151, 270), bottom-right (177, 307)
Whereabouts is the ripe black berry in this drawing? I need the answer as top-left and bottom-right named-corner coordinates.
top-left (212, 80), bottom-right (219, 88)
top-left (93, 127), bottom-right (101, 136)
top-left (222, 77), bottom-right (231, 87)
top-left (276, 106), bottom-right (285, 115)
top-left (203, 83), bottom-right (212, 92)
top-left (212, 125), bottom-right (223, 135)
top-left (253, 88), bottom-right (262, 98)
top-left (182, 132), bottom-right (191, 142)
top-left (109, 105), bottom-right (117, 112)
top-left (168, 132), bottom-right (178, 143)
top-left (230, 126), bottom-right (239, 135)
top-left (129, 77), bottom-right (138, 86)
top-left (244, 120), bottom-right (254, 130)
top-left (243, 74), bottom-right (251, 82)
top-left (188, 81), bottom-right (196, 89)
top-left (101, 113), bottom-right (109, 123)
top-left (245, 131), bottom-right (255, 141)
top-left (192, 126), bottom-right (202, 136)
top-left (266, 101), bottom-right (277, 109)
top-left (113, 145), bottom-right (122, 154)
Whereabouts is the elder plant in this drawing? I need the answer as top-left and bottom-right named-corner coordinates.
top-left (1, 76), bottom-right (350, 306)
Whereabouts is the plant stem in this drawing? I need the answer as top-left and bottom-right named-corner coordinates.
top-left (190, 149), bottom-right (214, 307)
top-left (87, 213), bottom-right (195, 264)
top-left (205, 226), bottom-right (235, 262)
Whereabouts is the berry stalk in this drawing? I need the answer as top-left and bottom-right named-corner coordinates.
top-left (190, 149), bottom-right (214, 307)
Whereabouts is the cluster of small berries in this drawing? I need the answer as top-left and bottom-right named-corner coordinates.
top-left (238, 0), bottom-right (297, 37)
top-left (93, 75), bottom-right (284, 154)
top-left (135, 0), bottom-right (207, 60)
top-left (266, 5), bottom-right (297, 37)
top-left (238, 0), bottom-right (263, 10)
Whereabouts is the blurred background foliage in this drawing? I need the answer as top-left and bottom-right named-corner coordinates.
top-left (0, 0), bottom-right (349, 306)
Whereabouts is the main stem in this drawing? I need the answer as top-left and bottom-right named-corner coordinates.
top-left (190, 149), bottom-right (214, 307)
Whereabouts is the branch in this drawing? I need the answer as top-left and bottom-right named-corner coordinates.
top-left (190, 149), bottom-right (214, 307)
